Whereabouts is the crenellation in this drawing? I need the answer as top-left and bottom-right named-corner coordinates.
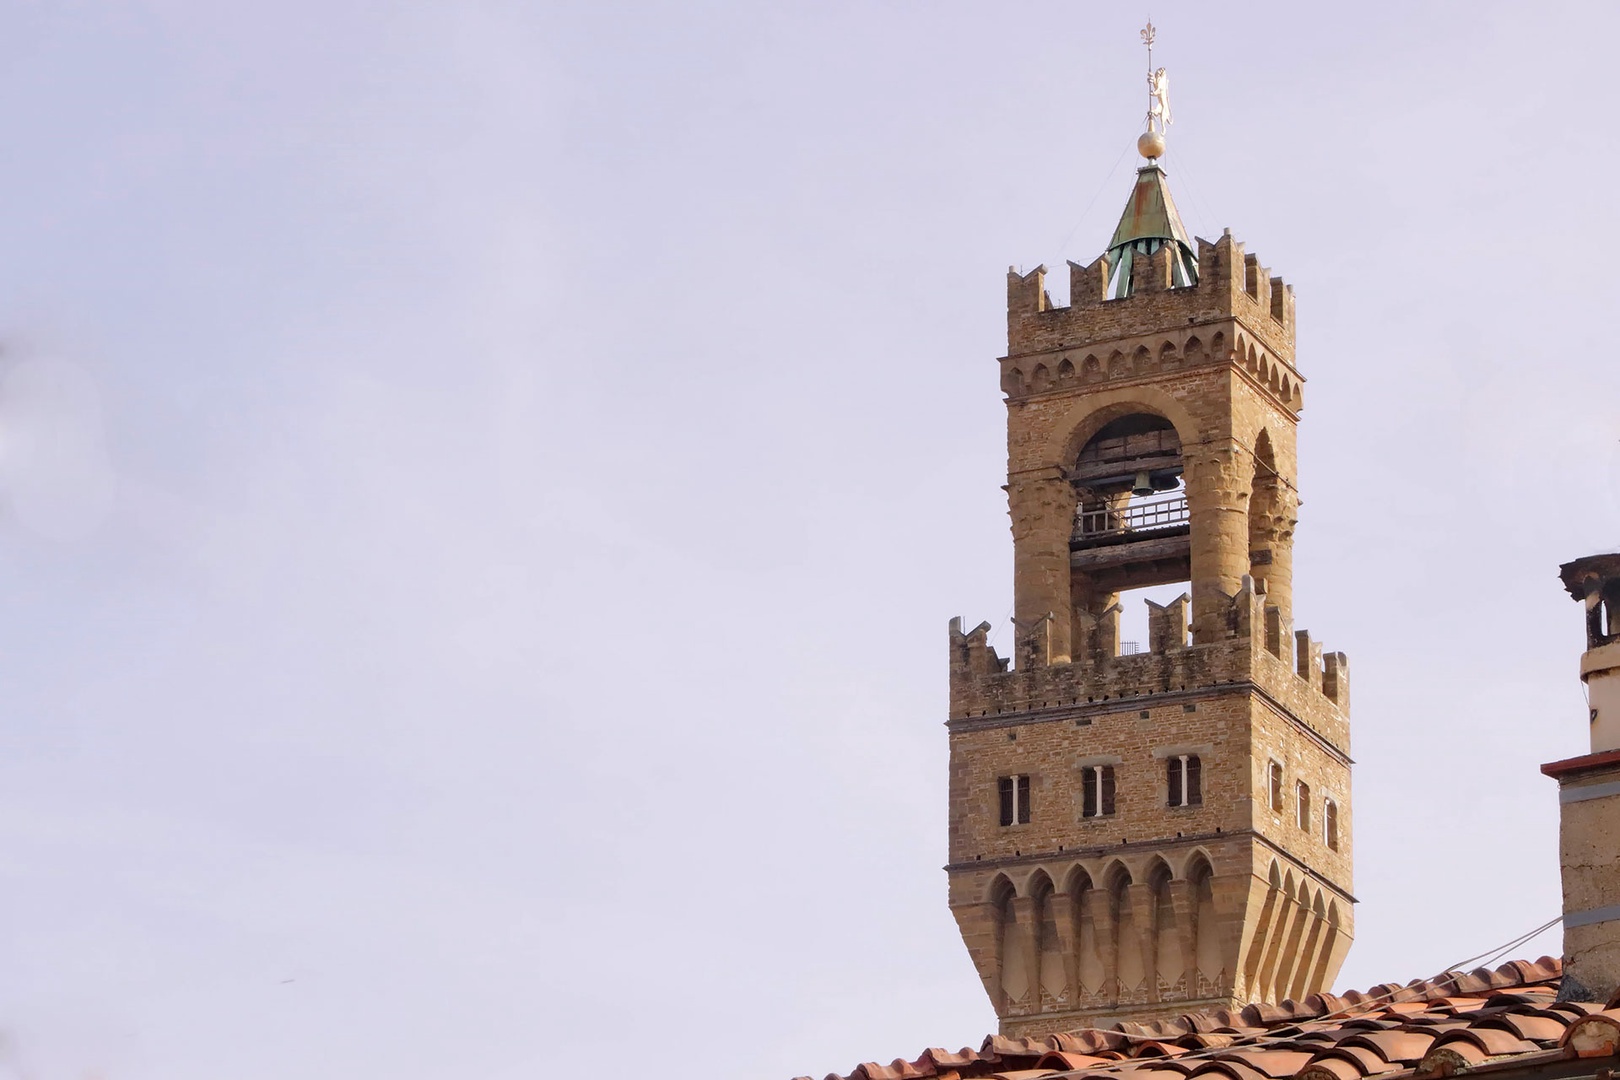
top-left (1069, 256), bottom-right (1110, 308)
top-left (949, 608), bottom-right (1349, 746)
top-left (1003, 244), bottom-right (1296, 390)
top-left (1264, 605), bottom-right (1291, 663)
top-left (1147, 593), bottom-right (1190, 653)
top-left (949, 616), bottom-right (1004, 678)
top-left (1269, 276), bottom-right (1288, 326)
top-left (1094, 603), bottom-right (1123, 663)
top-left (1243, 254), bottom-right (1265, 307)
top-left (1322, 652), bottom-right (1349, 710)
top-left (1214, 231), bottom-right (1242, 294)
top-left (1228, 576), bottom-right (1268, 642)
top-left (1136, 243), bottom-right (1174, 295)
top-left (1007, 265), bottom-right (1048, 320)
top-left (1295, 629), bottom-right (1323, 693)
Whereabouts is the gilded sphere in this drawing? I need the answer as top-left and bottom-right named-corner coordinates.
top-left (1138, 130), bottom-right (1166, 159)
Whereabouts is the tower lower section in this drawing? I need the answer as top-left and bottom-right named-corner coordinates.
top-left (946, 581), bottom-right (1352, 1034)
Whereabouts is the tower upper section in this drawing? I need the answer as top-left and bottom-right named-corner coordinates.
top-left (999, 211), bottom-right (1307, 659)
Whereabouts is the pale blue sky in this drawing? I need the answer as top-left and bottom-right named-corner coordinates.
top-left (0, 3), bottom-right (1614, 1077)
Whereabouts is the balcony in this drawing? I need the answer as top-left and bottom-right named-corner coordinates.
top-left (1072, 495), bottom-right (1190, 550)
top-left (1069, 494), bottom-right (1191, 593)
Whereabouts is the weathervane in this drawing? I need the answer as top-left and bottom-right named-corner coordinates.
top-left (1139, 20), bottom-right (1170, 160)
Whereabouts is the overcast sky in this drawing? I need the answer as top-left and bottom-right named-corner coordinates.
top-left (0, 2), bottom-right (1615, 1078)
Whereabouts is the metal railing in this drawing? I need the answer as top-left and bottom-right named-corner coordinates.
top-left (1074, 495), bottom-right (1189, 542)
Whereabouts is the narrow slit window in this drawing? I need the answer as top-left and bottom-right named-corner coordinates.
top-left (1166, 754), bottom-right (1203, 807)
top-left (1296, 780), bottom-right (1311, 831)
top-left (1268, 761), bottom-right (1283, 812)
top-left (1324, 798), bottom-right (1339, 851)
top-left (998, 775), bottom-right (1031, 826)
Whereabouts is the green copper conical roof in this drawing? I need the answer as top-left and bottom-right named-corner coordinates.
top-left (1105, 163), bottom-right (1198, 296)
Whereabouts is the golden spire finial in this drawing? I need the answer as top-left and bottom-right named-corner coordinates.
top-left (1138, 20), bottom-right (1170, 160)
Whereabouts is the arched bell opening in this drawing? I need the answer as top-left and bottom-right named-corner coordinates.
top-left (1069, 412), bottom-right (1191, 655)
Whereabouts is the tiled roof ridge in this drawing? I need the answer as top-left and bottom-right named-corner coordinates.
top-left (798, 956), bottom-right (1569, 1080)
top-left (985, 956), bottom-right (1564, 1056)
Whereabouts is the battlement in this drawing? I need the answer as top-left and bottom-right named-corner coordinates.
top-left (948, 578), bottom-right (1348, 752)
top-left (1006, 231), bottom-right (1296, 369)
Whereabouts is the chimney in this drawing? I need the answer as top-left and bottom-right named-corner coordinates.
top-left (1543, 553), bottom-right (1620, 1003)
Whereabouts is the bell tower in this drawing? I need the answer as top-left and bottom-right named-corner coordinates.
top-left (945, 50), bottom-right (1353, 1035)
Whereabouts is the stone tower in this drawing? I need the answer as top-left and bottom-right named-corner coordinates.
top-left (946, 152), bottom-right (1353, 1035)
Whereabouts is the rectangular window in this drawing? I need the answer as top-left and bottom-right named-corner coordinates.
top-left (1167, 754), bottom-right (1203, 807)
top-left (1082, 765), bottom-right (1116, 818)
top-left (998, 775), bottom-right (1030, 826)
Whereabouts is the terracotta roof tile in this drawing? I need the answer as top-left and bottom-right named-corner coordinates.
top-left (809, 957), bottom-right (1596, 1080)
top-left (1185, 1059), bottom-right (1271, 1080)
top-left (1484, 1014), bottom-right (1567, 1042)
top-left (1293, 1057), bottom-right (1365, 1080)
top-left (1134, 1042), bottom-right (1194, 1059)
top-left (1336, 1029), bottom-right (1436, 1064)
top-left (1431, 1027), bottom-right (1539, 1056)
top-left (1210, 1050), bottom-right (1315, 1078)
top-left (921, 1049), bottom-right (986, 1071)
top-left (1300, 1047), bottom-right (1388, 1075)
top-left (1115, 1067), bottom-right (1196, 1080)
top-left (1034, 1053), bottom-right (1115, 1072)
top-left (1563, 1011), bottom-right (1620, 1058)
